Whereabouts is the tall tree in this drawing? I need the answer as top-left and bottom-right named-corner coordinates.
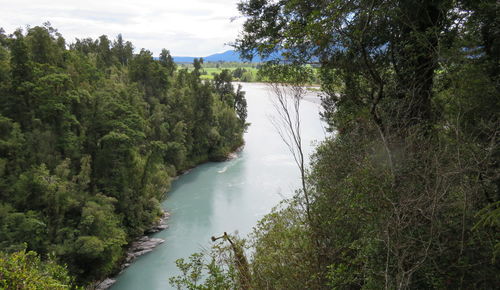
top-left (0, 26), bottom-right (248, 285)
top-left (112, 34), bottom-right (133, 66)
top-left (231, 0), bottom-right (499, 288)
top-left (236, 0), bottom-right (452, 133)
top-left (159, 48), bottom-right (176, 76)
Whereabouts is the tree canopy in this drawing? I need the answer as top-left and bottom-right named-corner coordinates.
top-left (172, 0), bottom-right (498, 288)
top-left (0, 24), bottom-right (247, 285)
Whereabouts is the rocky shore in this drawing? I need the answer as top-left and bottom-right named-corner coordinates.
top-left (146, 210), bottom-right (170, 234)
top-left (93, 147), bottom-right (242, 289)
top-left (226, 144), bottom-right (244, 160)
top-left (94, 210), bottom-right (170, 289)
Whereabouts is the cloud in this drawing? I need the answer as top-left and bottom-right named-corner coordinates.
top-left (0, 0), bottom-right (244, 56)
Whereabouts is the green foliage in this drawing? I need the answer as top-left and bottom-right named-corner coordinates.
top-left (70, 194), bottom-right (127, 278)
top-left (178, 62), bottom-right (259, 82)
top-left (474, 201), bottom-right (500, 262)
top-left (0, 249), bottom-right (77, 289)
top-left (169, 236), bottom-right (247, 290)
top-left (169, 253), bottom-right (205, 289)
top-left (205, 0), bottom-right (500, 288)
top-left (250, 198), bottom-right (319, 289)
top-left (257, 63), bottom-right (315, 85)
top-left (0, 24), bottom-right (247, 285)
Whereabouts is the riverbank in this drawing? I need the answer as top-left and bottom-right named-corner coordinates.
top-left (93, 210), bottom-right (170, 289)
top-left (107, 82), bottom-right (325, 290)
top-left (93, 145), bottom-right (244, 289)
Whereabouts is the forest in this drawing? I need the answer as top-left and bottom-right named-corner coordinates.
top-left (170, 0), bottom-right (499, 289)
top-left (0, 24), bottom-right (247, 287)
top-left (1, 0), bottom-right (498, 288)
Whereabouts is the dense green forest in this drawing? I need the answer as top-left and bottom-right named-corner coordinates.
top-left (0, 24), bottom-right (247, 286)
top-left (171, 0), bottom-right (499, 289)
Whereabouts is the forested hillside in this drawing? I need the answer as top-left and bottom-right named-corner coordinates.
top-left (0, 24), bottom-right (247, 285)
top-left (171, 0), bottom-right (499, 289)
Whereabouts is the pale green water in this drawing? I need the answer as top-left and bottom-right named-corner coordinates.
top-left (111, 83), bottom-right (325, 289)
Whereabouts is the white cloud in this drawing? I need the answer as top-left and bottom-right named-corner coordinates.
top-left (0, 0), bottom-right (245, 56)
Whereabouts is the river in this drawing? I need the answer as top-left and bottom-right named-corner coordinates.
top-left (111, 82), bottom-right (326, 289)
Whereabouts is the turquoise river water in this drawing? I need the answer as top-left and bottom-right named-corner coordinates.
top-left (111, 82), bottom-right (326, 289)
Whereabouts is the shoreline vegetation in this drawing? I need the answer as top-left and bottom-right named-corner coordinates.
top-left (94, 143), bottom-right (244, 289)
top-left (0, 24), bottom-right (248, 288)
top-left (168, 0), bottom-right (499, 289)
top-left (94, 212), bottom-right (168, 289)
top-left (2, 0), bottom-right (498, 288)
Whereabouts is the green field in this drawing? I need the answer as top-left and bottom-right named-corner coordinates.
top-left (178, 62), bottom-right (260, 81)
top-left (201, 67), bottom-right (259, 81)
top-left (177, 62), bottom-right (321, 84)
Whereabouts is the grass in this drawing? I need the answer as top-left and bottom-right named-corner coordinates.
top-left (199, 67), bottom-right (259, 80)
top-left (177, 63), bottom-right (260, 81)
top-left (176, 62), bottom-right (321, 84)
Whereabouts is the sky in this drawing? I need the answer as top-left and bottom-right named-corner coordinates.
top-left (0, 0), bottom-right (245, 56)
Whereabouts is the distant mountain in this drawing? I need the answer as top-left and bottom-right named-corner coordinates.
top-left (204, 50), bottom-right (242, 62)
top-left (171, 56), bottom-right (196, 63)
top-left (172, 50), bottom-right (266, 63)
top-left (170, 49), bottom-right (294, 63)
top-left (173, 50), bottom-right (241, 63)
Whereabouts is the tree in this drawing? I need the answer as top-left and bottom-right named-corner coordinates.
top-left (234, 85), bottom-right (247, 126)
top-left (234, 0), bottom-right (499, 288)
top-left (26, 24), bottom-right (64, 66)
top-left (0, 249), bottom-right (76, 289)
top-left (214, 69), bottom-right (235, 107)
top-left (112, 34), bottom-right (133, 66)
top-left (159, 48), bottom-right (176, 76)
top-left (261, 64), bottom-right (314, 221)
top-left (70, 194), bottom-right (126, 279)
top-left (8, 29), bottom-right (33, 128)
top-left (236, 0), bottom-right (453, 133)
top-left (70, 38), bottom-right (98, 55)
top-left (97, 35), bottom-right (113, 68)
top-left (0, 25), bottom-right (248, 285)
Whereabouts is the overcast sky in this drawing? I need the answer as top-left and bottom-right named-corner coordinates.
top-left (0, 0), bottom-right (245, 56)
